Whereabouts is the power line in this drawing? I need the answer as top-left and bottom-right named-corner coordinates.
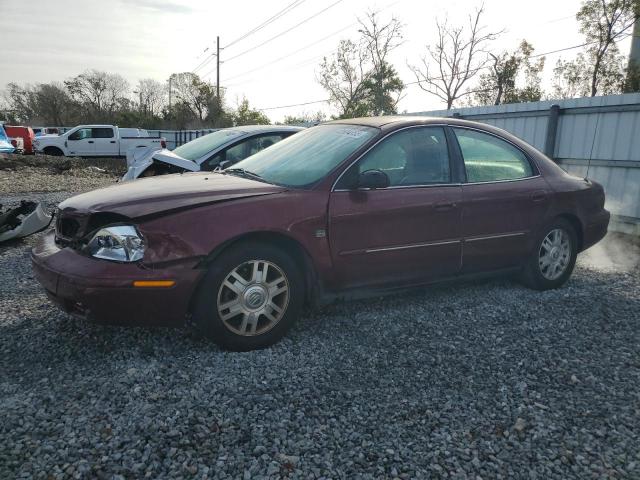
top-left (219, 0), bottom-right (404, 83)
top-left (222, 24), bottom-right (354, 82)
top-left (193, 1), bottom-right (307, 72)
top-left (193, 51), bottom-right (217, 73)
top-left (223, 0), bottom-right (345, 64)
top-left (224, 0), bottom-right (307, 49)
top-left (258, 99), bottom-right (330, 111)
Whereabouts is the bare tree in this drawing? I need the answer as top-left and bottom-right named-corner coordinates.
top-left (135, 78), bottom-right (166, 117)
top-left (576, 0), bottom-right (639, 96)
top-left (64, 70), bottom-right (129, 119)
top-left (409, 5), bottom-right (502, 109)
top-left (169, 72), bottom-right (216, 124)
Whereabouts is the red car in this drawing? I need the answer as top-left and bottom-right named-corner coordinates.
top-left (32, 117), bottom-right (610, 350)
top-left (4, 125), bottom-right (36, 154)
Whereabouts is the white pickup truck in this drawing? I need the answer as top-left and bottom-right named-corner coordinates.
top-left (32, 125), bottom-right (165, 157)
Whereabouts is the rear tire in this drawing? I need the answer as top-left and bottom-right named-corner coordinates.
top-left (192, 242), bottom-right (304, 351)
top-left (520, 218), bottom-right (577, 290)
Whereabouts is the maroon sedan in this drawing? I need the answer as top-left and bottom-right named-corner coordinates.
top-left (32, 117), bottom-right (609, 350)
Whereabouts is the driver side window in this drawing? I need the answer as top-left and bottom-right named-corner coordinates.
top-left (68, 128), bottom-right (92, 141)
top-left (337, 127), bottom-right (451, 188)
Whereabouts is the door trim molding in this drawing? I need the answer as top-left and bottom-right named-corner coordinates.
top-left (465, 232), bottom-right (526, 242)
top-left (339, 239), bottom-right (461, 256)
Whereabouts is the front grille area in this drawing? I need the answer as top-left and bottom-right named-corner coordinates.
top-left (54, 210), bottom-right (89, 247)
top-left (56, 216), bottom-right (80, 238)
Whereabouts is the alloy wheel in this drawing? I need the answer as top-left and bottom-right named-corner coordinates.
top-left (538, 228), bottom-right (571, 280)
top-left (217, 260), bottom-right (290, 336)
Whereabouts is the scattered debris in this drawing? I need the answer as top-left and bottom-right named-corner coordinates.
top-left (0, 201), bottom-right (53, 243)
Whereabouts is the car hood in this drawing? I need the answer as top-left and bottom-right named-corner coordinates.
top-left (152, 149), bottom-right (199, 171)
top-left (58, 172), bottom-right (286, 218)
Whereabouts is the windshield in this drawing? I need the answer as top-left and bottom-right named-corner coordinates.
top-left (173, 129), bottom-right (244, 161)
top-left (230, 124), bottom-right (378, 187)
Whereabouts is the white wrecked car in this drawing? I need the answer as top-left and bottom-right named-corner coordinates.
top-left (122, 125), bottom-right (303, 180)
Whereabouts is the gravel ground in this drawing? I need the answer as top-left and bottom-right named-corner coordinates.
top-left (0, 153), bottom-right (122, 194)
top-left (1, 174), bottom-right (639, 479)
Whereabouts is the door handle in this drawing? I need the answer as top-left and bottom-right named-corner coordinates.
top-left (88, 140), bottom-right (94, 144)
top-left (110, 140), bottom-right (116, 143)
top-left (434, 201), bottom-right (457, 211)
top-left (530, 190), bottom-right (547, 202)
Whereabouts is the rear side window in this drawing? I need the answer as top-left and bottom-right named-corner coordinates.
top-left (453, 128), bottom-right (533, 183)
top-left (92, 128), bottom-right (114, 138)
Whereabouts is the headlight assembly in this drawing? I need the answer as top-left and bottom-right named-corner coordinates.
top-left (85, 225), bottom-right (145, 262)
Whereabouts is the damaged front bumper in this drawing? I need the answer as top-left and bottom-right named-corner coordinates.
top-left (0, 201), bottom-right (53, 243)
top-left (31, 231), bottom-right (204, 326)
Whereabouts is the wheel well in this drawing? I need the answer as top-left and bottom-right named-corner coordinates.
top-left (557, 213), bottom-right (584, 252)
top-left (192, 231), bottom-right (320, 310)
top-left (43, 146), bottom-right (63, 155)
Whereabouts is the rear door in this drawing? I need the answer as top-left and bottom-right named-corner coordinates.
top-left (92, 127), bottom-right (119, 156)
top-left (328, 126), bottom-right (463, 289)
top-left (66, 128), bottom-right (94, 156)
top-left (452, 127), bottom-right (550, 273)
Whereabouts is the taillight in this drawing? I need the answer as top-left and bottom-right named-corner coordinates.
top-left (161, 139), bottom-right (166, 149)
top-left (11, 139), bottom-right (17, 147)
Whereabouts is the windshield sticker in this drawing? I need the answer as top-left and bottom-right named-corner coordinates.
top-left (336, 128), bottom-right (368, 138)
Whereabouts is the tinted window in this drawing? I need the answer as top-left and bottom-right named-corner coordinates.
top-left (173, 129), bottom-right (244, 161)
top-left (201, 133), bottom-right (288, 171)
top-left (338, 127), bottom-right (451, 188)
top-left (92, 127), bottom-right (114, 138)
top-left (231, 125), bottom-right (377, 187)
top-left (454, 128), bottom-right (533, 182)
top-left (68, 128), bottom-right (92, 140)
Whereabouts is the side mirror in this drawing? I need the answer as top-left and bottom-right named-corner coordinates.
top-left (357, 169), bottom-right (390, 189)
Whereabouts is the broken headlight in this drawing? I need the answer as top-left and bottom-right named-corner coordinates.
top-left (86, 225), bottom-right (145, 262)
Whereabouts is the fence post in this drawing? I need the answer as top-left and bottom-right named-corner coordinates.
top-left (544, 104), bottom-right (560, 160)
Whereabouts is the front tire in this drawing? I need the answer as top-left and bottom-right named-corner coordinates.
top-left (520, 218), bottom-right (577, 290)
top-left (192, 242), bottom-right (304, 351)
top-left (43, 147), bottom-right (63, 156)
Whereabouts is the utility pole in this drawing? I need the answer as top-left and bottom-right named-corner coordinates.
top-left (626, 16), bottom-right (640, 92)
top-left (216, 36), bottom-right (221, 100)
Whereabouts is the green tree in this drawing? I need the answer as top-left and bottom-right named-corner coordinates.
top-left (318, 11), bottom-right (404, 118)
top-left (576, 0), bottom-right (639, 96)
top-left (233, 98), bottom-right (270, 126)
top-left (474, 41), bottom-right (545, 105)
top-left (282, 111), bottom-right (326, 125)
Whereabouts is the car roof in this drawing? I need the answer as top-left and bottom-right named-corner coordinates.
top-left (234, 125), bottom-right (304, 133)
top-left (326, 115), bottom-right (454, 128)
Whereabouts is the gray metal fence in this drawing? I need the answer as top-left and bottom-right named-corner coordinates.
top-left (146, 129), bottom-right (217, 150)
top-left (409, 93), bottom-right (640, 234)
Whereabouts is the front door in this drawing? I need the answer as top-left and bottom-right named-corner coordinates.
top-left (66, 128), bottom-right (94, 156)
top-left (452, 127), bottom-right (551, 273)
top-left (328, 126), bottom-right (463, 289)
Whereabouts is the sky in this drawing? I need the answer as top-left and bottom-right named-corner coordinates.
top-left (0, 0), bottom-right (634, 122)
